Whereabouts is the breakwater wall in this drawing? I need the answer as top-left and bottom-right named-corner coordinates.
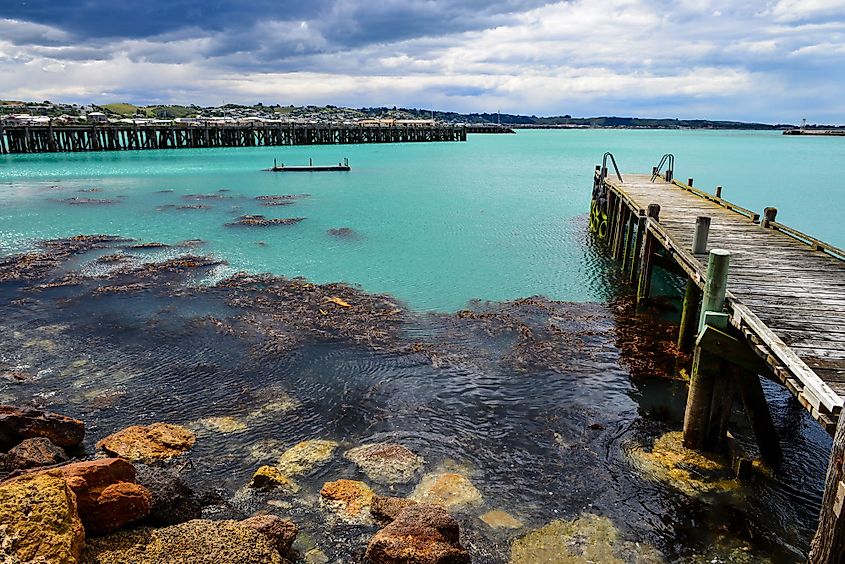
top-left (0, 123), bottom-right (467, 154)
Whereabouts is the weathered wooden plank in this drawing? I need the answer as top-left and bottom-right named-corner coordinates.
top-left (604, 173), bottom-right (845, 415)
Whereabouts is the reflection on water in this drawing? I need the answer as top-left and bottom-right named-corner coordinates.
top-left (0, 236), bottom-right (830, 563)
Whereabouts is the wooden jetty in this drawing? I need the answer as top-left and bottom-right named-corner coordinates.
top-left (464, 124), bottom-right (516, 134)
top-left (0, 123), bottom-right (467, 154)
top-left (783, 129), bottom-right (845, 136)
top-left (266, 158), bottom-right (350, 172)
top-left (590, 153), bottom-right (845, 562)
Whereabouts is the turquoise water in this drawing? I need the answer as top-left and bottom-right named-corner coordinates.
top-left (1, 130), bottom-right (843, 311)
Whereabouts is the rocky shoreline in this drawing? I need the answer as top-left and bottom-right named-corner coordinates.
top-left (0, 235), bottom-right (810, 563)
top-left (0, 405), bottom-right (476, 563)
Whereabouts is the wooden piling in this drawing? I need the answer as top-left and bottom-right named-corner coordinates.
top-left (636, 204), bottom-right (660, 304)
top-left (692, 216), bottom-right (711, 255)
top-left (715, 186), bottom-right (722, 198)
top-left (809, 415), bottom-right (845, 563)
top-left (628, 211), bottom-right (646, 284)
top-left (684, 250), bottom-right (732, 451)
top-left (698, 249), bottom-right (731, 334)
top-left (762, 207), bottom-right (778, 228)
top-left (677, 279), bottom-right (701, 352)
top-left (736, 369), bottom-right (783, 467)
top-left (613, 204), bottom-right (629, 259)
top-left (621, 211), bottom-right (636, 272)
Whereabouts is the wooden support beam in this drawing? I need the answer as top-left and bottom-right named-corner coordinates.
top-left (809, 415), bottom-right (845, 563)
top-left (736, 368), bottom-right (784, 468)
top-left (678, 279), bottom-right (702, 352)
top-left (628, 211), bottom-right (645, 284)
top-left (697, 324), bottom-right (770, 375)
top-left (683, 346), bottom-right (723, 450)
top-left (621, 211), bottom-right (636, 272)
top-left (636, 204), bottom-right (660, 304)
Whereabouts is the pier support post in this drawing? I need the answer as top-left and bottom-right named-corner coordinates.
top-left (636, 204), bottom-right (660, 305)
top-left (683, 250), bottom-right (732, 451)
top-left (810, 414), bottom-right (845, 564)
top-left (621, 211), bottom-right (636, 272)
top-left (735, 369), bottom-right (783, 468)
top-left (677, 279), bottom-right (701, 353)
top-left (697, 250), bottom-right (731, 334)
top-left (762, 207), bottom-right (778, 228)
top-left (628, 210), bottom-right (645, 284)
top-left (715, 186), bottom-right (722, 198)
top-left (692, 216), bottom-right (711, 255)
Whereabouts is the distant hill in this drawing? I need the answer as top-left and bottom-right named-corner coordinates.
top-left (99, 103), bottom-right (139, 116)
top-left (380, 108), bottom-right (792, 129)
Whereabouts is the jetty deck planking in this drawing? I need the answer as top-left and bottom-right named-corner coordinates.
top-left (599, 173), bottom-right (845, 425)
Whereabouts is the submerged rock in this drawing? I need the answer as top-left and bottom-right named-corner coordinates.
top-left (249, 465), bottom-right (300, 493)
top-left (345, 443), bottom-right (424, 484)
top-left (409, 472), bottom-right (483, 511)
top-left (97, 423), bottom-right (196, 463)
top-left (195, 416), bottom-right (248, 433)
top-left (327, 227), bottom-right (360, 239)
top-left (134, 464), bottom-right (203, 526)
top-left (0, 405), bottom-right (85, 450)
top-left (320, 479), bottom-right (375, 525)
top-left (0, 471), bottom-right (86, 564)
top-left (54, 197), bottom-right (119, 205)
top-left (480, 508), bottom-right (523, 530)
top-left (510, 514), bottom-right (664, 564)
top-left (225, 215), bottom-right (306, 227)
top-left (1, 436), bottom-right (68, 471)
top-left (242, 514), bottom-right (298, 556)
top-left (277, 439), bottom-right (338, 476)
top-left (365, 503), bottom-right (470, 564)
top-left (627, 431), bottom-right (738, 497)
top-left (80, 519), bottom-right (287, 564)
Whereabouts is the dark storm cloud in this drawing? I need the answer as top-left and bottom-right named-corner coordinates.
top-left (0, 0), bottom-right (549, 49)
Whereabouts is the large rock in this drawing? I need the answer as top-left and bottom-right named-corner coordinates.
top-left (0, 405), bottom-right (85, 450)
top-left (371, 495), bottom-right (419, 522)
top-left (0, 471), bottom-right (86, 563)
top-left (345, 443), bottom-right (424, 484)
top-left (241, 514), bottom-right (298, 556)
top-left (97, 423), bottom-right (196, 463)
top-left (249, 465), bottom-right (300, 493)
top-left (277, 439), bottom-right (337, 476)
top-left (57, 458), bottom-right (152, 535)
top-left (409, 472), bottom-right (483, 511)
top-left (2, 436), bottom-right (68, 471)
top-left (134, 463), bottom-right (203, 526)
top-left (81, 519), bottom-right (287, 564)
top-left (365, 503), bottom-right (470, 564)
top-left (319, 479), bottom-right (375, 525)
top-left (511, 514), bottom-right (664, 564)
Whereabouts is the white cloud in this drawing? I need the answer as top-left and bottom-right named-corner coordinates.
top-left (0, 0), bottom-right (843, 122)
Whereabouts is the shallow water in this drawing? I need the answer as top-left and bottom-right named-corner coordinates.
top-left (0, 238), bottom-right (833, 562)
top-left (1, 130), bottom-right (843, 311)
top-left (0, 131), bottom-right (841, 562)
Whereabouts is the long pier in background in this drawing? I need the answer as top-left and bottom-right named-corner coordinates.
top-left (590, 155), bottom-right (845, 563)
top-left (0, 123), bottom-right (467, 154)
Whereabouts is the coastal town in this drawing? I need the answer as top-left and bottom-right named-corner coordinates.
top-left (0, 100), bottom-right (446, 127)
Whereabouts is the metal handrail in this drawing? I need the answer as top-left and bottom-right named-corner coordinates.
top-left (601, 152), bottom-right (623, 183)
top-left (651, 153), bottom-right (674, 182)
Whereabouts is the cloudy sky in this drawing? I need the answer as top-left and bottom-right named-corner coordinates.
top-left (1, 0), bottom-right (844, 122)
